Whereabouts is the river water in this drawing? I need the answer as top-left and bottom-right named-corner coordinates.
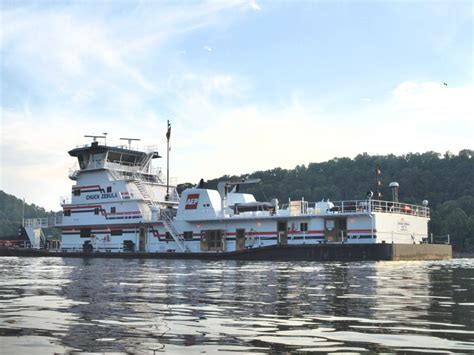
top-left (0, 257), bottom-right (473, 354)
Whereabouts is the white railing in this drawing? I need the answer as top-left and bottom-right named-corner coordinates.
top-left (429, 233), bottom-right (451, 244)
top-left (302, 199), bottom-right (430, 218)
top-left (367, 199), bottom-right (430, 218)
top-left (60, 196), bottom-right (72, 205)
top-left (23, 214), bottom-right (63, 228)
top-left (74, 143), bottom-right (158, 153)
top-left (144, 145), bottom-right (159, 154)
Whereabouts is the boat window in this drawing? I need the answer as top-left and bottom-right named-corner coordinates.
top-left (110, 207), bottom-right (116, 213)
top-left (326, 219), bottom-right (335, 230)
top-left (77, 154), bottom-right (90, 169)
top-left (64, 210), bottom-right (71, 217)
top-left (183, 231), bottom-right (194, 240)
top-left (73, 189), bottom-right (81, 196)
top-left (165, 232), bottom-right (173, 241)
top-left (91, 153), bottom-right (105, 162)
top-left (300, 222), bottom-right (308, 231)
top-left (111, 230), bottom-right (122, 236)
top-left (107, 151), bottom-right (121, 163)
top-left (94, 208), bottom-right (99, 215)
top-left (80, 228), bottom-right (91, 238)
top-left (107, 186), bottom-right (112, 193)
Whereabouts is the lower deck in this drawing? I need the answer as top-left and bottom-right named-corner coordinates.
top-left (0, 243), bottom-right (452, 261)
top-left (58, 211), bottom-right (429, 253)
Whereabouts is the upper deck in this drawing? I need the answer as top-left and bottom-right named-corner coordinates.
top-left (68, 141), bottom-right (163, 181)
top-left (175, 187), bottom-right (430, 222)
top-left (23, 197), bottom-right (429, 230)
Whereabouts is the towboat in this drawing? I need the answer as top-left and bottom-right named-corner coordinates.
top-left (17, 137), bottom-right (451, 261)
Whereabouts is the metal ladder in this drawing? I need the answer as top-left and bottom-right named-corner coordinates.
top-left (161, 211), bottom-right (189, 252)
top-left (108, 169), bottom-right (123, 181)
top-left (134, 180), bottom-right (155, 207)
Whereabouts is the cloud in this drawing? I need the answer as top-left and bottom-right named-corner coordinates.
top-left (203, 45), bottom-right (213, 52)
top-left (249, 0), bottom-right (261, 11)
top-left (1, 1), bottom-right (472, 210)
top-left (2, 80), bottom-right (473, 210)
top-left (171, 80), bottom-right (473, 184)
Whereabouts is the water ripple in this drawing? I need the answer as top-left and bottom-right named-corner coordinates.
top-left (0, 257), bottom-right (473, 353)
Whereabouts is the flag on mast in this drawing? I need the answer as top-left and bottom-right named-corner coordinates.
top-left (166, 121), bottom-right (171, 141)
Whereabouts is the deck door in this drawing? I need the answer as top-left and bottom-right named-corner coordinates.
top-left (201, 230), bottom-right (225, 252)
top-left (324, 218), bottom-right (347, 242)
top-left (236, 229), bottom-right (246, 251)
top-left (277, 221), bottom-right (288, 245)
top-left (139, 227), bottom-right (146, 252)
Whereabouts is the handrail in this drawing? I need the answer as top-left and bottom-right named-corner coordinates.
top-left (303, 199), bottom-right (430, 218)
top-left (429, 233), bottom-right (450, 244)
top-left (23, 214), bottom-right (63, 228)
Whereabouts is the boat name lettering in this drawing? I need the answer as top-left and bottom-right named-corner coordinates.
top-left (86, 193), bottom-right (118, 200)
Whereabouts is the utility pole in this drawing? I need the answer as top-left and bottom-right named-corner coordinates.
top-left (22, 198), bottom-right (25, 226)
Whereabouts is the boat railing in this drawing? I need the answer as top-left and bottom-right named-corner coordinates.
top-left (60, 196), bottom-right (72, 206)
top-left (23, 213), bottom-right (63, 228)
top-left (367, 199), bottom-right (430, 218)
top-left (106, 163), bottom-right (163, 183)
top-left (282, 199), bottom-right (430, 218)
top-left (69, 159), bottom-right (162, 175)
top-left (375, 230), bottom-right (427, 243)
top-left (73, 143), bottom-right (142, 151)
top-left (429, 233), bottom-right (451, 244)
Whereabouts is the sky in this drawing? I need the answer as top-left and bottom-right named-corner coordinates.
top-left (0, 0), bottom-right (473, 211)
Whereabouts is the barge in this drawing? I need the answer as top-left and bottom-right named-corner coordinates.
top-left (9, 133), bottom-right (451, 261)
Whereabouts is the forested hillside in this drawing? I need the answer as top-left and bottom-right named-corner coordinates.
top-left (0, 191), bottom-right (55, 237)
top-left (191, 150), bottom-right (474, 251)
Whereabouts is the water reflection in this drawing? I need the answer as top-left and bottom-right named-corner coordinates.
top-left (0, 257), bottom-right (473, 354)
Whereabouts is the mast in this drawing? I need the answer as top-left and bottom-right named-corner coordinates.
top-left (375, 164), bottom-right (382, 199)
top-left (166, 120), bottom-right (171, 201)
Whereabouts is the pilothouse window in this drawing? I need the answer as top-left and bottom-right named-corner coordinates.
top-left (77, 154), bottom-right (90, 169)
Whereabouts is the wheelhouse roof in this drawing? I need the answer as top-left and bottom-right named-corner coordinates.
top-left (68, 142), bottom-right (161, 159)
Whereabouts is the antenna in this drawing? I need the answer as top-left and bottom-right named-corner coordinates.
top-left (84, 135), bottom-right (106, 143)
top-left (102, 132), bottom-right (108, 146)
top-left (120, 137), bottom-right (141, 150)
